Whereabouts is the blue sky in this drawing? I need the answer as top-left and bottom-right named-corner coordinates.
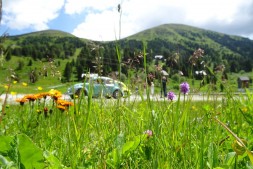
top-left (1, 0), bottom-right (253, 41)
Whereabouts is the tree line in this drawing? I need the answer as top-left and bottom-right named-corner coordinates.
top-left (4, 35), bottom-right (253, 83)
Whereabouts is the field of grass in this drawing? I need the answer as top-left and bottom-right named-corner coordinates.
top-left (1, 49), bottom-right (253, 168)
top-left (1, 81), bottom-right (253, 168)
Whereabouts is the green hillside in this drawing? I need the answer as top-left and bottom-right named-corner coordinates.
top-left (14, 29), bottom-right (76, 38)
top-left (124, 24), bottom-right (253, 60)
top-left (0, 24), bottom-right (253, 93)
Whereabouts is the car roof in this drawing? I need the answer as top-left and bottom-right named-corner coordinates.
top-left (92, 76), bottom-right (112, 80)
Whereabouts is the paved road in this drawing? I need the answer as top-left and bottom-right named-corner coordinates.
top-left (129, 93), bottom-right (227, 101)
top-left (0, 92), bottom-right (235, 105)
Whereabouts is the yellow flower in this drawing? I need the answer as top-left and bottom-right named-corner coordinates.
top-left (49, 89), bottom-right (62, 100)
top-left (4, 85), bottom-right (8, 89)
top-left (22, 82), bottom-right (28, 86)
top-left (191, 106), bottom-right (197, 111)
top-left (37, 86), bottom-right (43, 91)
top-left (11, 91), bottom-right (17, 96)
top-left (13, 81), bottom-right (17, 84)
top-left (241, 107), bottom-right (247, 112)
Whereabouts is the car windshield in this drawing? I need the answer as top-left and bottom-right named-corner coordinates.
top-left (104, 79), bottom-right (114, 84)
top-left (84, 77), bottom-right (115, 84)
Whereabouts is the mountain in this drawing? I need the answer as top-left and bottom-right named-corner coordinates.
top-left (123, 24), bottom-right (253, 59)
top-left (2, 24), bottom-right (253, 79)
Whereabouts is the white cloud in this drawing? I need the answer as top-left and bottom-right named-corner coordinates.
top-left (2, 0), bottom-right (65, 31)
top-left (72, 10), bottom-right (120, 41)
top-left (1, 0), bottom-right (253, 41)
top-left (64, 0), bottom-right (118, 15)
top-left (69, 0), bottom-right (253, 41)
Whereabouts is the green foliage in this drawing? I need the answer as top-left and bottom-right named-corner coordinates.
top-left (0, 86), bottom-right (253, 168)
top-left (106, 134), bottom-right (149, 168)
top-left (1, 24), bottom-right (252, 86)
top-left (0, 134), bottom-right (45, 168)
top-left (63, 62), bottom-right (72, 82)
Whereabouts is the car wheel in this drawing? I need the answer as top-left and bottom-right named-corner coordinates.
top-left (113, 90), bottom-right (122, 99)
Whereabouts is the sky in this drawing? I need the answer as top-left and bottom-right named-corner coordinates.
top-left (1, 0), bottom-right (253, 41)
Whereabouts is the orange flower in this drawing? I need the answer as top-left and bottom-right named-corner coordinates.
top-left (57, 105), bottom-right (66, 111)
top-left (39, 92), bottom-right (50, 99)
top-left (34, 93), bottom-right (44, 100)
top-left (24, 94), bottom-right (37, 102)
top-left (16, 98), bottom-right (28, 105)
top-left (57, 99), bottom-right (74, 107)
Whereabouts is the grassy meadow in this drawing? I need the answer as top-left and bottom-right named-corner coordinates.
top-left (1, 42), bottom-right (253, 168)
top-left (1, 79), bottom-right (253, 168)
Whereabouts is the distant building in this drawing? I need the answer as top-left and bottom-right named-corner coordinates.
top-left (237, 76), bottom-right (250, 89)
top-left (154, 55), bottom-right (163, 59)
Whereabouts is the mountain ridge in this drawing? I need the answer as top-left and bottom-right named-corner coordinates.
top-left (8, 23), bottom-right (253, 42)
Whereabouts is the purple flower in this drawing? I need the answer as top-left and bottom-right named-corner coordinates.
top-left (144, 130), bottom-right (153, 138)
top-left (167, 91), bottom-right (176, 101)
top-left (180, 82), bottom-right (190, 94)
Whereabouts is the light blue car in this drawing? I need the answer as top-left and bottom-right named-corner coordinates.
top-left (66, 76), bottom-right (128, 99)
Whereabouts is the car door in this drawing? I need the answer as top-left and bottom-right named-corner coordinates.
top-left (103, 78), bottom-right (115, 96)
top-left (92, 77), bottom-right (103, 97)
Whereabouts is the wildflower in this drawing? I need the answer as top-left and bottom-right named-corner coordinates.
top-left (37, 109), bottom-right (42, 114)
top-left (44, 107), bottom-right (49, 117)
top-left (167, 91), bottom-right (176, 101)
top-left (16, 98), bottom-right (28, 106)
top-left (49, 89), bottom-right (62, 100)
top-left (180, 82), bottom-right (190, 94)
top-left (34, 93), bottom-right (44, 100)
top-left (24, 94), bottom-right (37, 102)
top-left (13, 81), bottom-right (17, 84)
top-left (39, 92), bottom-right (50, 99)
top-left (191, 106), bottom-right (197, 111)
top-left (144, 130), bottom-right (153, 138)
top-left (57, 99), bottom-right (74, 107)
top-left (37, 86), bottom-right (43, 91)
top-left (11, 91), bottom-right (17, 96)
top-left (22, 82), bottom-right (28, 86)
top-left (241, 107), bottom-right (247, 112)
top-left (57, 105), bottom-right (66, 112)
top-left (4, 85), bottom-right (8, 89)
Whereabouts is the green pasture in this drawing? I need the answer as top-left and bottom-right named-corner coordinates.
top-left (1, 49), bottom-right (253, 168)
top-left (1, 87), bottom-right (253, 168)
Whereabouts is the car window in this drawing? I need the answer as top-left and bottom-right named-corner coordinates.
top-left (105, 79), bottom-right (113, 84)
top-left (91, 78), bottom-right (98, 84)
top-left (97, 78), bottom-right (105, 84)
